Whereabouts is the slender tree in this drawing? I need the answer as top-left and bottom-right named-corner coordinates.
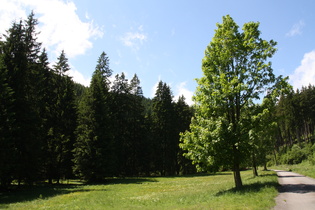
top-left (1, 13), bottom-right (44, 185)
top-left (0, 52), bottom-right (16, 188)
top-left (180, 15), bottom-right (280, 189)
top-left (152, 81), bottom-right (178, 175)
top-left (175, 96), bottom-right (195, 175)
top-left (111, 73), bottom-right (132, 176)
top-left (44, 50), bottom-right (77, 183)
top-left (73, 52), bottom-right (114, 181)
top-left (110, 73), bottom-right (147, 176)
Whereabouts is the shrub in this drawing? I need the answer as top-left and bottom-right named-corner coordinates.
top-left (287, 144), bottom-right (305, 164)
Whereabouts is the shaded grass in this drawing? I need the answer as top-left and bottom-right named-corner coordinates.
top-left (273, 161), bottom-right (315, 179)
top-left (1, 170), bottom-right (278, 209)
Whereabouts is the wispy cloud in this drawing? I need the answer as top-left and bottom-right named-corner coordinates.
top-left (122, 32), bottom-right (147, 47)
top-left (286, 20), bottom-right (305, 37)
top-left (289, 50), bottom-right (315, 90)
top-left (121, 25), bottom-right (147, 51)
top-left (0, 0), bottom-right (104, 58)
top-left (171, 28), bottom-right (176, 37)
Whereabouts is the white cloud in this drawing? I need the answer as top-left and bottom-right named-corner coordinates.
top-left (0, 0), bottom-right (103, 58)
top-left (286, 20), bottom-right (305, 37)
top-left (85, 12), bottom-right (90, 20)
top-left (289, 50), bottom-right (315, 90)
top-left (67, 69), bottom-right (91, 87)
top-left (0, 1), bottom-right (27, 33)
top-left (174, 82), bottom-right (194, 106)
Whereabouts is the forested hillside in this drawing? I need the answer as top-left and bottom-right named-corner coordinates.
top-left (272, 85), bottom-right (315, 165)
top-left (0, 13), bottom-right (194, 188)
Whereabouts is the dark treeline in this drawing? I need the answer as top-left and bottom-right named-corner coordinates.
top-left (0, 13), bottom-right (195, 188)
top-left (271, 85), bottom-right (315, 165)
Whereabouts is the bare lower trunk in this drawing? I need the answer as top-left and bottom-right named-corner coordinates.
top-left (252, 153), bottom-right (258, 177)
top-left (233, 166), bottom-right (243, 189)
top-left (263, 162), bottom-right (268, 171)
top-left (273, 150), bottom-right (278, 166)
top-left (233, 145), bottom-right (243, 189)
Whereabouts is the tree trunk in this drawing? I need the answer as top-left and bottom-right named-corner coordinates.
top-left (263, 162), bottom-right (268, 171)
top-left (233, 166), bottom-right (243, 189)
top-left (232, 144), bottom-right (243, 189)
top-left (273, 149), bottom-right (278, 166)
top-left (252, 153), bottom-right (258, 177)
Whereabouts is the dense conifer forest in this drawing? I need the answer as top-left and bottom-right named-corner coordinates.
top-left (0, 13), bottom-right (195, 188)
top-left (1, 13), bottom-right (315, 189)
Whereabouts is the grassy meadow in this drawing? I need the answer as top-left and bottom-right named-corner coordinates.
top-left (1, 170), bottom-right (278, 210)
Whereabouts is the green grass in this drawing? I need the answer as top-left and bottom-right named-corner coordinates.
top-left (273, 161), bottom-right (315, 179)
top-left (1, 170), bottom-right (278, 210)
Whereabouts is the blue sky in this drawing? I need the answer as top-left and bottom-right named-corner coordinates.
top-left (1, 0), bottom-right (315, 105)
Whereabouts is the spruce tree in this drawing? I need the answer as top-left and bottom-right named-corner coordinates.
top-left (0, 52), bottom-right (16, 188)
top-left (129, 74), bottom-right (146, 175)
top-left (44, 50), bottom-right (77, 183)
top-left (73, 52), bottom-right (114, 181)
top-left (175, 96), bottom-right (195, 175)
top-left (111, 73), bottom-right (131, 176)
top-left (152, 81), bottom-right (177, 175)
top-left (2, 13), bottom-right (43, 184)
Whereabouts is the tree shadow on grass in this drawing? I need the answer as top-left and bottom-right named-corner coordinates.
top-left (215, 181), bottom-right (279, 196)
top-left (0, 177), bottom-right (158, 207)
top-left (85, 177), bottom-right (159, 185)
top-left (178, 172), bottom-right (233, 178)
top-left (0, 184), bottom-right (103, 207)
top-left (108, 178), bottom-right (159, 185)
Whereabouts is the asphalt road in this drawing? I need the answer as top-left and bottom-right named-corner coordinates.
top-left (274, 170), bottom-right (315, 210)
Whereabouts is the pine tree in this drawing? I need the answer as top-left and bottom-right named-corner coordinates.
top-left (44, 50), bottom-right (77, 183)
top-left (73, 52), bottom-right (114, 181)
top-left (128, 74), bottom-right (146, 175)
top-left (111, 73), bottom-right (131, 176)
top-left (0, 52), bottom-right (16, 188)
top-left (110, 73), bottom-right (147, 176)
top-left (2, 13), bottom-right (43, 184)
top-left (130, 74), bottom-right (143, 96)
top-left (152, 81), bottom-right (177, 175)
top-left (175, 96), bottom-right (195, 175)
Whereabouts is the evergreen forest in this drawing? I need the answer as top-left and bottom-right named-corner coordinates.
top-left (0, 13), bottom-right (195, 188)
top-left (1, 13), bottom-right (315, 189)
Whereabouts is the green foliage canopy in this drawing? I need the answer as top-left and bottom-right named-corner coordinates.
top-left (180, 15), bottom-right (283, 188)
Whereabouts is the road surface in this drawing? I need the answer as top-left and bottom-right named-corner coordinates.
top-left (274, 170), bottom-right (315, 210)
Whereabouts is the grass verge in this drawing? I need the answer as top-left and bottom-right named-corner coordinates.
top-left (273, 161), bottom-right (315, 179)
top-left (1, 170), bottom-right (278, 210)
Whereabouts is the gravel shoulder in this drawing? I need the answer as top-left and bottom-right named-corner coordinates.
top-left (273, 170), bottom-right (315, 210)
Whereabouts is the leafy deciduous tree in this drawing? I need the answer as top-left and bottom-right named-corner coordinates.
top-left (180, 15), bottom-right (280, 189)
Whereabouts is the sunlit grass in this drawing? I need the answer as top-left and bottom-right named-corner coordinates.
top-left (1, 170), bottom-right (278, 209)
